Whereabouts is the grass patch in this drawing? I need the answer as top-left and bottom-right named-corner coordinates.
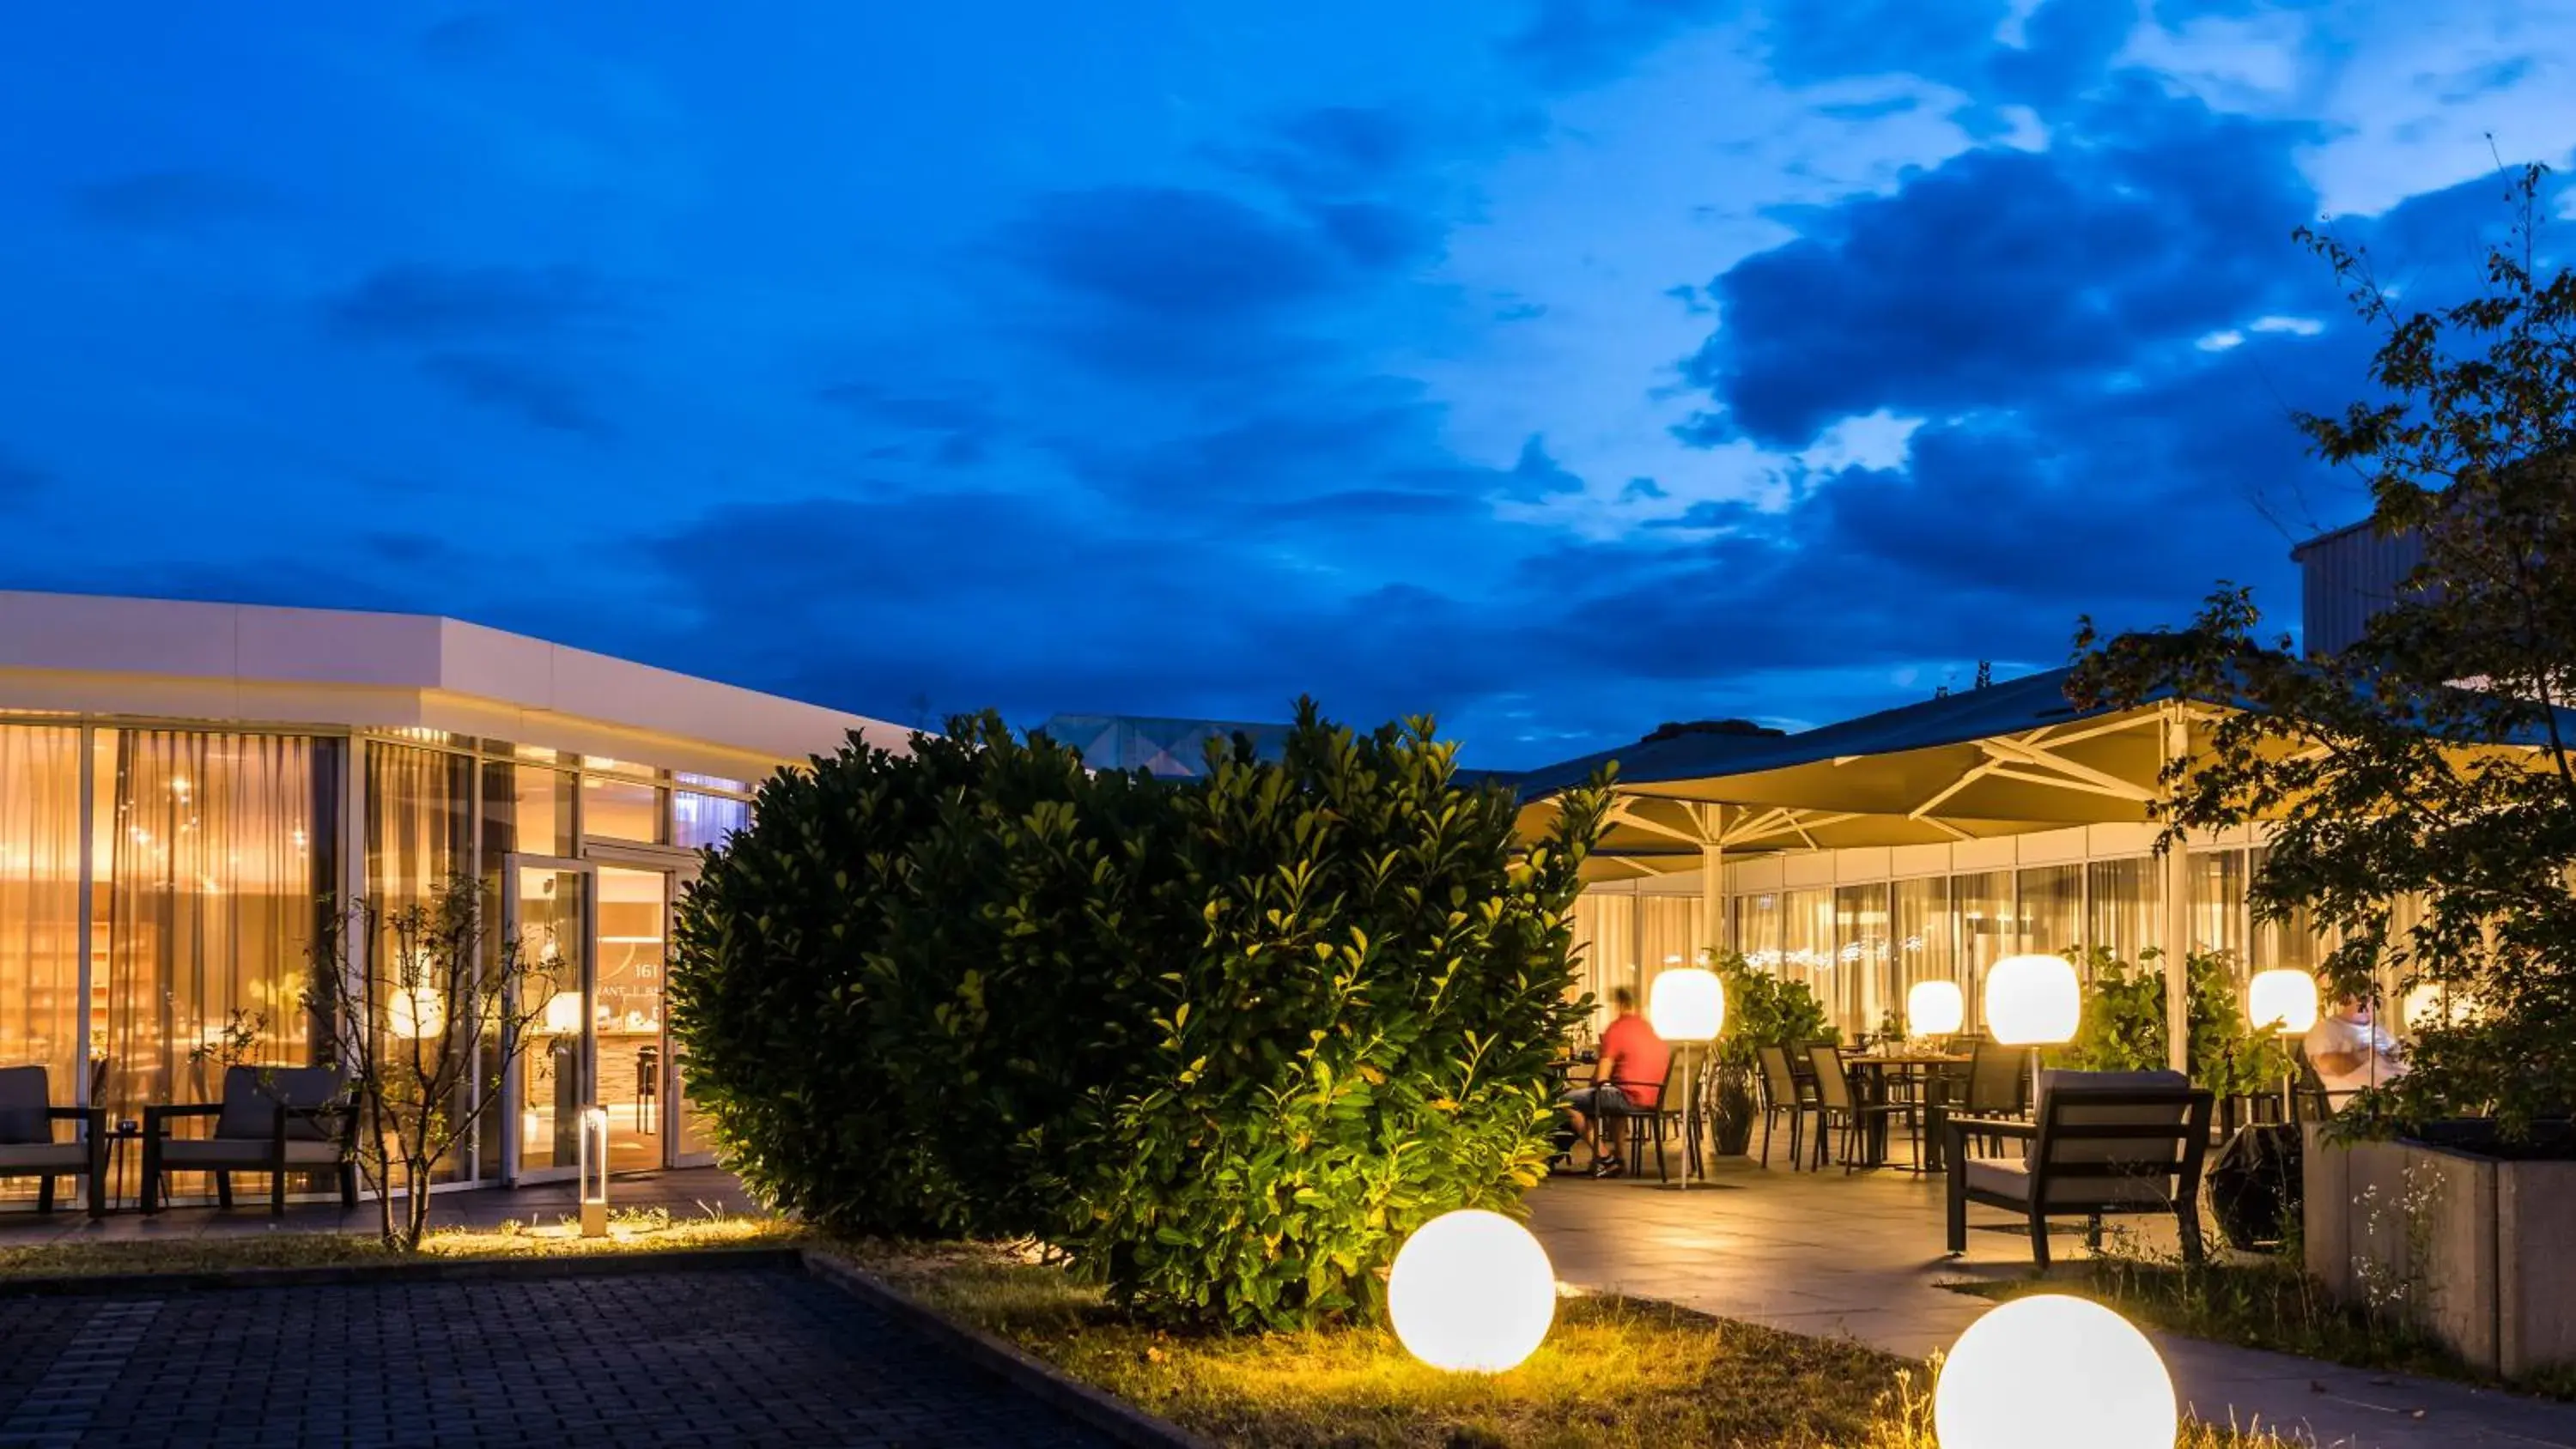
top-left (843, 1241), bottom-right (2293, 1448)
top-left (0, 1206), bottom-right (799, 1282)
top-left (1947, 1250), bottom-right (2576, 1403)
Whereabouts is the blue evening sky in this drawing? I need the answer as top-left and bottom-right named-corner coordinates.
top-left (2, 3), bottom-right (2570, 765)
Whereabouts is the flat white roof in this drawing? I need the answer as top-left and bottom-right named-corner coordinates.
top-left (0, 590), bottom-right (910, 779)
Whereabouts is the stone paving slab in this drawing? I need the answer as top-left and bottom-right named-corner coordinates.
top-left (1529, 1165), bottom-right (2576, 1448)
top-left (0, 1266), bottom-right (1114, 1449)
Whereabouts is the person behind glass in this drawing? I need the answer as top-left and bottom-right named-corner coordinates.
top-left (2304, 987), bottom-right (2408, 1102)
top-left (1559, 985), bottom-right (1671, 1179)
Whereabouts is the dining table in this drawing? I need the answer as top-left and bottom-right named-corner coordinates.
top-left (1838, 1050), bottom-right (1970, 1170)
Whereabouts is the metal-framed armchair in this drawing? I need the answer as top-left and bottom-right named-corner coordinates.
top-left (1601, 1053), bottom-right (1686, 1182)
top-left (143, 1064), bottom-right (360, 1216)
top-left (0, 1065), bottom-right (106, 1217)
top-left (1944, 1069), bottom-right (2214, 1269)
top-left (1755, 1043), bottom-right (1819, 1170)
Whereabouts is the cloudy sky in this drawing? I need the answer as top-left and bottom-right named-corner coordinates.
top-left (1, 3), bottom-right (2569, 766)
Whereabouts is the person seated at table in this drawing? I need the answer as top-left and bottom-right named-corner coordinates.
top-left (2305, 989), bottom-right (2408, 1100)
top-left (1558, 985), bottom-right (1669, 1178)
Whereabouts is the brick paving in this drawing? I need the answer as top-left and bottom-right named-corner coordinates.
top-left (0, 1267), bottom-right (1114, 1449)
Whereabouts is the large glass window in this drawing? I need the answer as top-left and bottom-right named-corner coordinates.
top-left (673, 791), bottom-right (750, 851)
top-left (2250, 845), bottom-right (2329, 974)
top-left (0, 727), bottom-right (82, 1111)
top-left (1734, 892), bottom-right (1783, 972)
top-left (2086, 858), bottom-right (2162, 967)
top-left (2018, 865), bottom-right (2082, 957)
top-left (2188, 848), bottom-right (2247, 961)
top-left (1954, 870), bottom-right (2014, 1031)
top-left (1779, 888), bottom-right (1834, 1025)
top-left (1893, 876), bottom-right (1958, 1025)
top-left (482, 761), bottom-right (575, 859)
top-left (580, 767), bottom-right (665, 845)
top-left (368, 743), bottom-right (470, 906)
top-left (1834, 882), bottom-right (1892, 1037)
top-left (98, 731), bottom-right (339, 1119)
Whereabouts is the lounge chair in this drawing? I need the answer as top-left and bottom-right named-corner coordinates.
top-left (143, 1064), bottom-right (359, 1216)
top-left (1943, 1069), bottom-right (2213, 1268)
top-left (0, 1065), bottom-right (106, 1216)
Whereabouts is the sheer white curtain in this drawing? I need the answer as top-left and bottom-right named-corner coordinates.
top-left (104, 731), bottom-right (334, 1116)
top-left (0, 726), bottom-right (82, 1102)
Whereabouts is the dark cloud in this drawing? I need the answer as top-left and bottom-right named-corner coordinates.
top-left (69, 170), bottom-right (272, 233)
top-left (1220, 106), bottom-right (1421, 198)
top-left (817, 385), bottom-right (1000, 468)
top-left (326, 264), bottom-right (623, 343)
top-left (1677, 90), bottom-right (2322, 447)
top-left (1499, 0), bottom-right (1738, 90)
top-left (1310, 201), bottom-right (1443, 270)
top-left (999, 187), bottom-right (1340, 320)
top-left (420, 353), bottom-right (613, 440)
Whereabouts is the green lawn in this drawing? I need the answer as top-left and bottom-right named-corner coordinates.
top-left (848, 1241), bottom-right (2294, 1448)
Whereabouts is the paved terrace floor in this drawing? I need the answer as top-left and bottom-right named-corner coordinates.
top-left (1534, 1158), bottom-right (2576, 1449)
top-left (11, 1167), bottom-right (2576, 1447)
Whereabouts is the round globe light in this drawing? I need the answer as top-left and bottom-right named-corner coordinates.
top-left (2248, 969), bottom-right (2321, 1037)
top-left (1908, 979), bottom-right (1965, 1038)
top-left (1649, 967), bottom-right (1725, 1043)
top-left (389, 985), bottom-right (444, 1040)
top-left (1936, 1295), bottom-right (2176, 1449)
top-left (1984, 955), bottom-right (2081, 1046)
top-left (1387, 1210), bottom-right (1557, 1373)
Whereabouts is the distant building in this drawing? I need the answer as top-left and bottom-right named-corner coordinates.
top-left (2292, 516), bottom-right (2423, 658)
top-left (1033, 713), bottom-right (1291, 779)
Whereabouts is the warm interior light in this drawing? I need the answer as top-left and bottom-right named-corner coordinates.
top-left (1984, 955), bottom-right (2081, 1046)
top-left (2247, 969), bottom-right (2320, 1036)
top-left (1908, 979), bottom-right (1965, 1037)
top-left (2403, 981), bottom-right (2476, 1030)
top-left (389, 985), bottom-right (444, 1040)
top-left (1387, 1210), bottom-right (1556, 1373)
top-left (544, 991), bottom-right (585, 1034)
top-left (1648, 967), bottom-right (1725, 1043)
top-left (1935, 1294), bottom-right (2176, 1449)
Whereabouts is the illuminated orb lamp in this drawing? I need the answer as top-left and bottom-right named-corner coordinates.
top-left (1387, 1210), bottom-right (1557, 1373)
top-left (2247, 969), bottom-right (2321, 1037)
top-left (1648, 967), bottom-right (1726, 1043)
top-left (1908, 979), bottom-right (1966, 1039)
top-left (389, 985), bottom-right (444, 1040)
top-left (1936, 1294), bottom-right (2177, 1449)
top-left (544, 991), bottom-right (585, 1035)
top-left (1984, 955), bottom-right (2081, 1047)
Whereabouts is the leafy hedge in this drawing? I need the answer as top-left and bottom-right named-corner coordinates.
top-left (2059, 947), bottom-right (2291, 1095)
top-left (670, 702), bottom-right (1609, 1329)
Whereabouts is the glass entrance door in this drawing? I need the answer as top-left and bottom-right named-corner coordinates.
top-left (502, 857), bottom-right (592, 1184)
top-left (593, 864), bottom-right (669, 1173)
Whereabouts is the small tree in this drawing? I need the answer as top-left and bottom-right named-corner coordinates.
top-left (311, 877), bottom-right (562, 1249)
top-left (2071, 162), bottom-right (2576, 1135)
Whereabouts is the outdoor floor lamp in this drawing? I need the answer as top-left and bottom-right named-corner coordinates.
top-left (2248, 968), bottom-right (2320, 1119)
top-left (1648, 966), bottom-right (1725, 1189)
top-left (1985, 955), bottom-right (2081, 1102)
top-left (1909, 979), bottom-right (1965, 1042)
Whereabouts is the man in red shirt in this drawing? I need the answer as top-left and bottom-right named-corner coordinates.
top-left (1560, 985), bottom-right (1671, 1178)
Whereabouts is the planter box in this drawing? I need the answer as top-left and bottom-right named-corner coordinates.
top-left (2305, 1128), bottom-right (2576, 1378)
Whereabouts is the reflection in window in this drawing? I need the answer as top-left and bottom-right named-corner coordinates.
top-left (1779, 889), bottom-right (1834, 1024)
top-left (1733, 893), bottom-right (1783, 972)
top-left (99, 731), bottom-right (339, 1119)
top-left (673, 791), bottom-right (750, 851)
top-left (0, 727), bottom-right (82, 1115)
top-left (483, 762), bottom-right (575, 860)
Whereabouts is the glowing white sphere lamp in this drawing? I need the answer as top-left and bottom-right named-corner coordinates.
top-left (1387, 1210), bottom-right (1557, 1373)
top-left (1984, 955), bottom-right (2081, 1046)
top-left (1936, 1294), bottom-right (2176, 1449)
top-left (2247, 969), bottom-right (2320, 1036)
top-left (1649, 967), bottom-right (1725, 1043)
top-left (1649, 967), bottom-right (1725, 1188)
top-left (1909, 979), bottom-right (1966, 1039)
top-left (389, 985), bottom-right (444, 1040)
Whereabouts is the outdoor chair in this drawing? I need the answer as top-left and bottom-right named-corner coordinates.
top-left (1945, 1037), bottom-right (2030, 1157)
top-left (1805, 1045), bottom-right (1912, 1173)
top-left (0, 1065), bottom-right (106, 1217)
top-left (1755, 1043), bottom-right (1819, 1170)
top-left (1943, 1069), bottom-right (2214, 1269)
top-left (1601, 1053), bottom-right (1686, 1182)
top-left (143, 1064), bottom-right (359, 1216)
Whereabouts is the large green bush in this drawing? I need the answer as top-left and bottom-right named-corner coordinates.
top-left (670, 701), bottom-right (1608, 1329)
top-left (2059, 947), bottom-right (2290, 1094)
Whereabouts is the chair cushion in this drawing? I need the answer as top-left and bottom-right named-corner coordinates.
top-left (214, 1064), bottom-right (346, 1141)
top-left (1962, 1155), bottom-right (2176, 1209)
top-left (0, 1066), bottom-right (51, 1146)
top-left (0, 1142), bottom-right (86, 1171)
top-left (158, 1137), bottom-right (348, 1168)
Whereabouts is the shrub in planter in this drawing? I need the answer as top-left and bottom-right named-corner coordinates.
top-left (1056, 711), bottom-right (1608, 1330)
top-left (1704, 950), bottom-right (1832, 1155)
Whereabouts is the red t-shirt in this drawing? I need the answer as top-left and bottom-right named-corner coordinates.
top-left (1600, 1014), bottom-right (1671, 1108)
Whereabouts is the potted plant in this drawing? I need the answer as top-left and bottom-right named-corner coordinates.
top-left (1703, 949), bottom-right (1832, 1157)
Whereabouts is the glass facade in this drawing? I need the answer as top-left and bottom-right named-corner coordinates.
top-left (0, 718), bottom-right (762, 1208)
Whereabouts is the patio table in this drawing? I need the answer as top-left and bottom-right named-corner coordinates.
top-left (1840, 1052), bottom-right (1967, 1170)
